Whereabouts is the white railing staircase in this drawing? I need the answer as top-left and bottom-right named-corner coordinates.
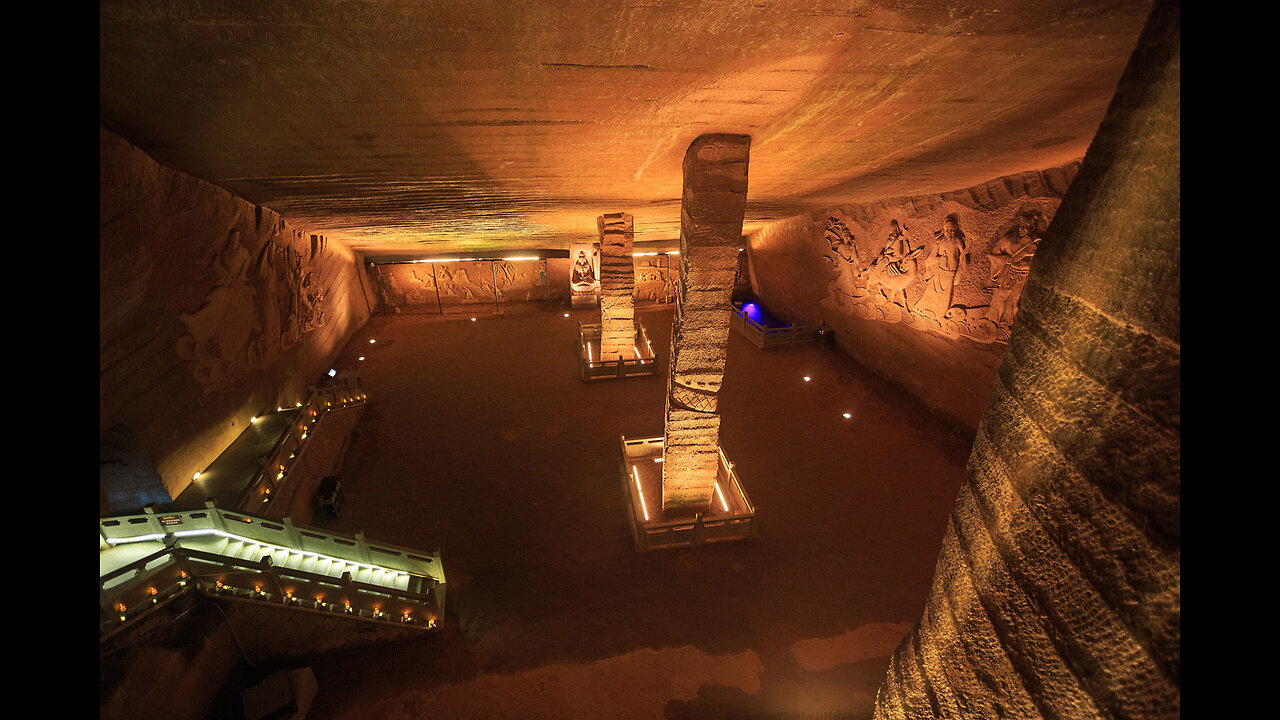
top-left (100, 503), bottom-right (445, 641)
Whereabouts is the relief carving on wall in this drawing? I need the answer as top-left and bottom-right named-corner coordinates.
top-left (634, 257), bottom-right (677, 303)
top-left (820, 204), bottom-right (1051, 344)
top-left (985, 210), bottom-right (1045, 333)
top-left (177, 225), bottom-right (327, 388)
top-left (373, 259), bottom-right (544, 309)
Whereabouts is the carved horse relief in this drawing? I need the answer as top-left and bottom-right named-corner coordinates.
top-left (862, 221), bottom-right (925, 310)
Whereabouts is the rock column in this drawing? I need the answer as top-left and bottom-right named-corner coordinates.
top-left (873, 2), bottom-right (1179, 717)
top-left (661, 134), bottom-right (750, 513)
top-left (598, 213), bottom-right (637, 361)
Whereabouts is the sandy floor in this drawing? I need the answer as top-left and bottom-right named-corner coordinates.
top-left (301, 302), bottom-right (971, 720)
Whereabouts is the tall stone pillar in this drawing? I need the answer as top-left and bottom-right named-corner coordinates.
top-left (661, 134), bottom-right (751, 513)
top-left (873, 1), bottom-right (1179, 718)
top-left (598, 213), bottom-right (636, 361)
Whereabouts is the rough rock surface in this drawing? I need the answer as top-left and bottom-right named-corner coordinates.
top-left (662, 134), bottom-right (751, 511)
top-left (598, 213), bottom-right (637, 360)
top-left (872, 2), bottom-right (1179, 718)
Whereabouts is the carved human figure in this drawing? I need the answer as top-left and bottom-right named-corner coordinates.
top-left (824, 216), bottom-right (862, 299)
top-left (571, 250), bottom-right (596, 286)
top-left (872, 219), bottom-right (911, 271)
top-left (915, 214), bottom-right (968, 319)
top-left (986, 212), bottom-right (1044, 325)
top-left (864, 220), bottom-right (924, 309)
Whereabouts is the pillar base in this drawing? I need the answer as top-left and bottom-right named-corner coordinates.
top-left (619, 435), bottom-right (758, 551)
top-left (578, 318), bottom-right (658, 381)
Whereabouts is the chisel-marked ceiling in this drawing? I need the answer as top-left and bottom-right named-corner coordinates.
top-left (100, 0), bottom-right (1153, 257)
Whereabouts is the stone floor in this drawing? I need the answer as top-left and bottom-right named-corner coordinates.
top-left (297, 301), bottom-right (973, 720)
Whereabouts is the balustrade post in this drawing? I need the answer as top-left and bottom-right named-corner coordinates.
top-left (142, 504), bottom-right (164, 535)
top-left (282, 516), bottom-right (304, 549)
top-left (259, 555), bottom-right (285, 600)
top-left (355, 531), bottom-right (373, 563)
top-left (206, 501), bottom-right (227, 532)
top-left (340, 571), bottom-right (361, 612)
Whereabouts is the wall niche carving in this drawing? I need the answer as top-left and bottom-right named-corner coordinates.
top-left (176, 223), bottom-right (327, 389)
top-left (820, 202), bottom-right (1054, 344)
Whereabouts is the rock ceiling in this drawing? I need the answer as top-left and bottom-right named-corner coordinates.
top-left (100, 0), bottom-right (1153, 257)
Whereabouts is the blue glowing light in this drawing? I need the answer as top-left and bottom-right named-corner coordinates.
top-left (738, 301), bottom-right (789, 328)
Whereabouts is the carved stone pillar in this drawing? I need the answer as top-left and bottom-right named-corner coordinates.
top-left (598, 213), bottom-right (636, 361)
top-left (661, 134), bottom-right (751, 513)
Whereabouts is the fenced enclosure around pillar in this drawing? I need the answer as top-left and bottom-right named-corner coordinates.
top-left (619, 435), bottom-right (758, 551)
top-left (578, 319), bottom-right (659, 381)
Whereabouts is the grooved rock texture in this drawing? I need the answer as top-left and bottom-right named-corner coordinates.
top-left (598, 213), bottom-right (637, 360)
top-left (872, 2), bottom-right (1179, 718)
top-left (662, 134), bottom-right (750, 512)
top-left (99, 1), bottom-right (1151, 256)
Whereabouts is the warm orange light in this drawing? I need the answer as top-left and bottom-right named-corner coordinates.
top-left (632, 465), bottom-right (649, 521)
top-left (714, 482), bottom-right (730, 512)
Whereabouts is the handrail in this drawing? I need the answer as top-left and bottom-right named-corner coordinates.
top-left (100, 503), bottom-right (444, 638)
top-left (100, 504), bottom-right (442, 582)
top-left (238, 378), bottom-right (368, 511)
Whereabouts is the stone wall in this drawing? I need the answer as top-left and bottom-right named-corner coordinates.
top-left (100, 127), bottom-right (371, 504)
top-left (369, 254), bottom-right (680, 312)
top-left (368, 258), bottom-right (552, 312)
top-left (872, 0), bottom-right (1179, 717)
top-left (746, 162), bottom-right (1080, 433)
